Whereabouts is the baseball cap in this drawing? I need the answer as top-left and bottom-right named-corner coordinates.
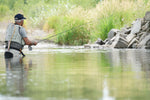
top-left (14, 14), bottom-right (26, 20)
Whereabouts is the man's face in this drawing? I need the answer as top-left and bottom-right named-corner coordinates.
top-left (21, 20), bottom-right (24, 26)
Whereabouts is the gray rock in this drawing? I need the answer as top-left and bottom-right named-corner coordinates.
top-left (120, 28), bottom-right (131, 34)
top-left (108, 29), bottom-right (120, 39)
top-left (128, 38), bottom-right (139, 48)
top-left (111, 35), bottom-right (128, 48)
top-left (103, 38), bottom-right (109, 43)
top-left (139, 32), bottom-right (149, 42)
top-left (138, 34), bottom-right (150, 48)
top-left (126, 33), bottom-right (136, 43)
top-left (95, 38), bottom-right (105, 45)
top-left (142, 21), bottom-right (150, 31)
top-left (105, 36), bottom-right (116, 45)
top-left (144, 11), bottom-right (150, 21)
top-left (130, 19), bottom-right (142, 34)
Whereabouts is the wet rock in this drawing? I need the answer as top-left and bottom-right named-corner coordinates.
top-left (144, 11), bottom-right (150, 21)
top-left (95, 38), bottom-right (105, 45)
top-left (130, 19), bottom-right (142, 34)
top-left (108, 29), bottom-right (120, 39)
top-left (138, 34), bottom-right (150, 48)
top-left (111, 35), bottom-right (128, 48)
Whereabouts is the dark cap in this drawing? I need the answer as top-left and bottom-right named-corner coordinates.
top-left (14, 14), bottom-right (26, 20)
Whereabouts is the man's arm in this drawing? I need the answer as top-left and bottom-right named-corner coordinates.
top-left (23, 37), bottom-right (37, 45)
top-left (20, 27), bottom-right (37, 46)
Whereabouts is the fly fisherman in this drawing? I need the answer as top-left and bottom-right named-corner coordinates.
top-left (4, 14), bottom-right (37, 58)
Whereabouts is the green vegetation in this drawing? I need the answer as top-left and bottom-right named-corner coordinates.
top-left (0, 0), bottom-right (150, 45)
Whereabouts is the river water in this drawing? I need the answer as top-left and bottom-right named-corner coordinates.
top-left (0, 43), bottom-right (150, 100)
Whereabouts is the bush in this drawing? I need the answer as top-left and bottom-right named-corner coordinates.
top-left (44, 16), bottom-right (90, 45)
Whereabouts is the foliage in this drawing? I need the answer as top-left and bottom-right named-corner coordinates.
top-left (44, 16), bottom-right (90, 45)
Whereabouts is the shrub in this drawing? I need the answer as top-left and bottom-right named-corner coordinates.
top-left (44, 16), bottom-right (90, 45)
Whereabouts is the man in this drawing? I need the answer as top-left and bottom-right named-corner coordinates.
top-left (5, 14), bottom-right (37, 58)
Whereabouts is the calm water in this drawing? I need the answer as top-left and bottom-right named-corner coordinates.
top-left (0, 45), bottom-right (150, 100)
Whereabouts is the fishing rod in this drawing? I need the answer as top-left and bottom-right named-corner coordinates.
top-left (28, 20), bottom-right (93, 51)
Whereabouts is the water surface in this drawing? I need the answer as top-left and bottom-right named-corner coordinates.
top-left (0, 45), bottom-right (150, 100)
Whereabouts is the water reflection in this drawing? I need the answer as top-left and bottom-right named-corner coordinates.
top-left (0, 49), bottom-right (150, 100)
top-left (5, 56), bottom-right (31, 96)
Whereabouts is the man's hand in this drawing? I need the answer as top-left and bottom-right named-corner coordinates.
top-left (23, 37), bottom-right (38, 46)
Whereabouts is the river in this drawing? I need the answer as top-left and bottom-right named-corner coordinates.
top-left (0, 43), bottom-right (150, 100)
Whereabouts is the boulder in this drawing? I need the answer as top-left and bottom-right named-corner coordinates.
top-left (95, 38), bottom-right (105, 45)
top-left (108, 29), bottom-right (120, 39)
top-left (111, 35), bottom-right (128, 48)
top-left (138, 34), bottom-right (150, 49)
top-left (130, 19), bottom-right (142, 34)
top-left (144, 11), bottom-right (150, 21)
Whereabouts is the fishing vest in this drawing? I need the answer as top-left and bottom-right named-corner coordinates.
top-left (5, 23), bottom-right (25, 49)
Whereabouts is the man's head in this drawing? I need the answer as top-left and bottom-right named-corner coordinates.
top-left (14, 14), bottom-right (26, 26)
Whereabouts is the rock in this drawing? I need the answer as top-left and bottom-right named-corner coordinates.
top-left (120, 28), bottom-right (131, 35)
top-left (144, 11), bottom-right (150, 21)
top-left (105, 36), bottom-right (116, 45)
top-left (138, 34), bottom-right (150, 48)
top-left (108, 29), bottom-right (120, 39)
top-left (139, 32), bottom-right (149, 42)
top-left (130, 19), bottom-right (142, 34)
top-left (103, 38), bottom-right (109, 43)
top-left (111, 35), bottom-right (128, 48)
top-left (95, 38), bottom-right (105, 45)
top-left (142, 21), bottom-right (150, 31)
top-left (126, 33), bottom-right (136, 43)
top-left (128, 38), bottom-right (139, 48)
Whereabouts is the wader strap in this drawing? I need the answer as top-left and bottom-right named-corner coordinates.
top-left (8, 25), bottom-right (16, 51)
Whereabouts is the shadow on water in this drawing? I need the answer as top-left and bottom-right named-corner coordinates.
top-left (0, 48), bottom-right (150, 100)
